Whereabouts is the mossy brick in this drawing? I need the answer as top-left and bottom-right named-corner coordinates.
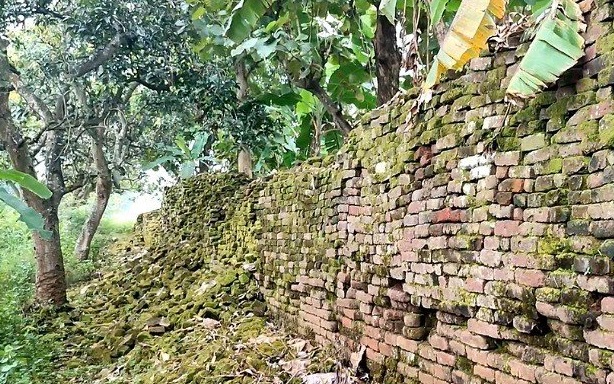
top-left (510, 105), bottom-right (540, 125)
top-left (440, 88), bottom-right (464, 104)
top-left (497, 137), bottom-right (521, 151)
top-left (520, 133), bottom-right (548, 151)
top-left (562, 156), bottom-right (589, 175)
top-left (567, 91), bottom-right (597, 111)
top-left (596, 32), bottom-right (614, 55)
top-left (599, 117), bottom-right (614, 147)
top-left (576, 77), bottom-right (597, 93)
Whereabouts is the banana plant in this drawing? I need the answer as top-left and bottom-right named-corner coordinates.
top-left (0, 169), bottom-right (52, 238)
top-left (424, 0), bottom-right (508, 88)
top-left (506, 0), bottom-right (585, 101)
top-left (424, 0), bottom-right (585, 101)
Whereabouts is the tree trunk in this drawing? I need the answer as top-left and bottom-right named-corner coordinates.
top-left (375, 13), bottom-right (401, 106)
top-left (0, 74), bottom-right (67, 305)
top-left (75, 127), bottom-right (112, 261)
top-left (238, 147), bottom-right (253, 178)
top-left (74, 176), bottom-right (111, 260)
top-left (310, 113), bottom-right (322, 156)
top-left (235, 59), bottom-right (253, 177)
top-left (32, 203), bottom-right (67, 305)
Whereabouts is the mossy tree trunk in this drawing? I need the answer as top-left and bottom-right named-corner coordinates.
top-left (374, 12), bottom-right (401, 106)
top-left (75, 126), bottom-right (112, 261)
top-left (235, 59), bottom-right (253, 178)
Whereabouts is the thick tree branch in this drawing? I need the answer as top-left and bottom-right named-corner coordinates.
top-left (6, 72), bottom-right (54, 125)
top-left (132, 77), bottom-right (170, 92)
top-left (72, 33), bottom-right (129, 79)
top-left (294, 76), bottom-right (352, 135)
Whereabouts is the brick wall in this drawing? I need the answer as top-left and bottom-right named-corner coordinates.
top-left (251, 2), bottom-right (614, 383)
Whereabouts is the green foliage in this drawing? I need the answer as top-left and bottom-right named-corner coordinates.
top-left (430, 0), bottom-right (450, 24)
top-left (226, 0), bottom-right (276, 43)
top-left (138, 61), bottom-right (288, 177)
top-left (0, 207), bottom-right (56, 384)
top-left (0, 169), bottom-right (52, 238)
top-left (0, 197), bottom-right (133, 383)
top-left (0, 170), bottom-right (51, 199)
top-left (190, 0), bottom-right (378, 159)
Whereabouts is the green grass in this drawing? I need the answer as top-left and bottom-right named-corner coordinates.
top-left (0, 195), bottom-right (135, 383)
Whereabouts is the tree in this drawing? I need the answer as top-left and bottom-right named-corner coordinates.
top-left (191, 0), bottom-right (379, 147)
top-left (0, 0), bottom-right (204, 303)
top-left (139, 59), bottom-right (287, 178)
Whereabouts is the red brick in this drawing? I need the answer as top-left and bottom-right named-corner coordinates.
top-left (363, 325), bottom-right (382, 340)
top-left (418, 371), bottom-right (436, 384)
top-left (468, 319), bottom-right (501, 339)
top-left (436, 351), bottom-right (456, 366)
top-left (378, 342), bottom-right (394, 357)
top-left (429, 333), bottom-right (449, 350)
top-left (474, 364), bottom-right (495, 381)
top-left (602, 297), bottom-right (614, 313)
top-left (397, 336), bottom-right (418, 352)
top-left (495, 151), bottom-right (521, 166)
top-left (365, 347), bottom-right (385, 364)
top-left (499, 178), bottom-right (524, 192)
top-left (515, 269), bottom-right (546, 287)
top-left (597, 315), bottom-right (614, 332)
top-left (496, 370), bottom-right (531, 384)
top-left (585, 329), bottom-right (614, 351)
top-left (360, 335), bottom-right (379, 351)
top-left (433, 207), bottom-right (462, 223)
top-left (495, 220), bottom-right (521, 236)
top-left (465, 278), bottom-right (485, 293)
top-left (509, 358), bottom-right (538, 382)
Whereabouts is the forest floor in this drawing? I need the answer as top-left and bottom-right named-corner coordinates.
top-left (46, 234), bottom-right (356, 384)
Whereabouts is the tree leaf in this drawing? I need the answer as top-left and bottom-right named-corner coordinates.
top-left (430, 0), bottom-right (451, 25)
top-left (506, 0), bottom-right (585, 100)
top-left (379, 0), bottom-right (397, 24)
top-left (0, 169), bottom-right (52, 198)
top-left (179, 162), bottom-right (196, 179)
top-left (0, 186), bottom-right (52, 239)
top-left (256, 92), bottom-right (302, 106)
top-left (142, 156), bottom-right (176, 171)
top-left (225, 0), bottom-right (276, 43)
top-left (295, 115), bottom-right (313, 153)
top-left (323, 129), bottom-right (344, 154)
top-left (175, 136), bottom-right (191, 157)
top-left (424, 0), bottom-right (507, 89)
top-left (359, 5), bottom-right (377, 39)
top-left (191, 132), bottom-right (210, 158)
top-left (192, 6), bottom-right (206, 21)
top-left (327, 62), bottom-right (373, 107)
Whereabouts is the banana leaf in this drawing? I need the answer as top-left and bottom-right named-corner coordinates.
top-left (506, 0), bottom-right (585, 100)
top-left (424, 0), bottom-right (507, 89)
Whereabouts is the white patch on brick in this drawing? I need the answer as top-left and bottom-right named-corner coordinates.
top-left (459, 153), bottom-right (494, 170)
top-left (375, 161), bottom-right (388, 174)
top-left (470, 165), bottom-right (494, 180)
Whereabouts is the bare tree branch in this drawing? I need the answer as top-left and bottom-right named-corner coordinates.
top-left (6, 72), bottom-right (54, 125)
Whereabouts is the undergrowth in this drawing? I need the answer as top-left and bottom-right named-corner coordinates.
top-left (0, 196), bottom-right (134, 384)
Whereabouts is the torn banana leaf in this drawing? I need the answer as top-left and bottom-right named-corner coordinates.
top-left (506, 0), bottom-right (585, 100)
top-left (424, 0), bottom-right (507, 89)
